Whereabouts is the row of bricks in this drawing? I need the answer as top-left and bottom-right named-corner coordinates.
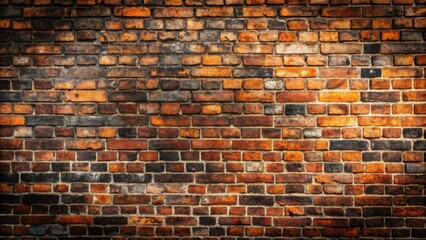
top-left (1, 178), bottom-right (425, 194)
top-left (5, 125), bottom-right (425, 138)
top-left (0, 148), bottom-right (423, 161)
top-left (1, 225), bottom-right (425, 238)
top-left (1, 191), bottom-right (425, 205)
top-left (2, 6), bottom-right (425, 18)
top-left (5, 19), bottom-right (426, 32)
top-left (1, 159), bottom-right (425, 172)
top-left (1, 43), bottom-right (425, 55)
top-left (1, 78), bottom-right (425, 91)
top-left (1, 0), bottom-right (425, 6)
top-left (2, 54), bottom-right (426, 68)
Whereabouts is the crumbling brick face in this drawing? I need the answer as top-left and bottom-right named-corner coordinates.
top-left (0, 1), bottom-right (425, 238)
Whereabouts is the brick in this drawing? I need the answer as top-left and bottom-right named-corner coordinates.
top-left (319, 92), bottom-right (360, 102)
top-left (191, 67), bottom-right (232, 77)
top-left (361, 92), bottom-right (400, 102)
top-left (320, 44), bottom-right (362, 54)
top-left (318, 116), bottom-right (357, 126)
top-left (279, 7), bottom-right (319, 17)
top-left (319, 68), bottom-right (359, 78)
top-left (107, 140), bottom-right (147, 150)
top-left (193, 91), bottom-right (233, 102)
top-left (358, 116), bottom-right (400, 126)
top-left (114, 7), bottom-right (151, 17)
top-left (275, 68), bottom-right (316, 78)
top-left (276, 92), bottom-right (316, 102)
top-left (65, 91), bottom-right (106, 102)
top-left (276, 44), bottom-right (318, 54)
top-left (330, 140), bottom-right (369, 150)
top-left (0, 116), bottom-right (24, 126)
top-left (196, 7), bottom-right (233, 17)
top-left (154, 8), bottom-right (193, 18)
top-left (322, 7), bottom-right (361, 17)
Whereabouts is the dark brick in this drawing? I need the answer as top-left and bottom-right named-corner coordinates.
top-left (403, 128), bottom-right (422, 138)
top-left (69, 67), bottom-right (105, 79)
top-left (61, 173), bottom-right (111, 183)
top-left (25, 139), bottom-right (63, 150)
top-left (25, 116), bottom-right (64, 126)
top-left (371, 140), bottom-right (411, 150)
top-left (159, 151), bottom-right (180, 161)
top-left (285, 104), bottom-right (306, 115)
top-left (324, 163), bottom-right (343, 173)
top-left (0, 173), bottom-right (19, 183)
top-left (414, 141), bottom-right (426, 150)
top-left (362, 152), bottom-right (381, 162)
top-left (23, 194), bottom-right (59, 204)
top-left (74, 18), bottom-right (103, 30)
top-left (382, 152), bottom-right (401, 162)
top-left (330, 140), bottom-right (369, 150)
top-left (239, 196), bottom-right (274, 206)
top-left (90, 163), bottom-right (108, 172)
top-left (145, 163), bottom-right (165, 172)
top-left (361, 92), bottom-right (400, 102)
top-left (21, 173), bottom-right (59, 182)
top-left (106, 116), bottom-right (149, 126)
top-left (364, 44), bottom-right (381, 54)
top-left (117, 128), bottom-right (137, 138)
top-left (66, 116), bottom-right (105, 126)
top-left (0, 194), bottom-right (20, 203)
top-left (276, 196), bottom-right (313, 205)
top-left (30, 226), bottom-right (48, 236)
top-left (62, 194), bottom-right (90, 204)
top-left (113, 174), bottom-right (152, 183)
top-left (108, 92), bottom-right (148, 102)
top-left (186, 163), bottom-right (204, 172)
top-left (149, 140), bottom-right (190, 150)
top-left (149, 91), bottom-right (191, 102)
top-left (0, 92), bottom-right (22, 102)
top-left (361, 68), bottom-right (381, 78)
top-left (233, 68), bottom-right (273, 78)
top-left (155, 174), bottom-right (193, 183)
top-left (93, 217), bottom-right (127, 225)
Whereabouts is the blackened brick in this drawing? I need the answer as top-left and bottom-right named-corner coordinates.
top-left (403, 128), bottom-right (422, 138)
top-left (23, 194), bottom-right (59, 204)
top-left (113, 174), bottom-right (152, 183)
top-left (239, 196), bottom-right (274, 206)
top-left (61, 173), bottom-right (111, 183)
top-left (330, 140), bottom-right (369, 150)
top-left (414, 141), bottom-right (426, 150)
top-left (361, 68), bottom-right (381, 78)
top-left (371, 140), bottom-right (411, 150)
top-left (364, 44), bottom-right (381, 54)
top-left (285, 104), bottom-right (306, 115)
top-left (0, 92), bottom-right (22, 102)
top-left (108, 92), bottom-right (148, 102)
top-left (25, 116), bottom-right (64, 126)
top-left (21, 173), bottom-right (59, 182)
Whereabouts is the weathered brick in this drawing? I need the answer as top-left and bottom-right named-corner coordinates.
top-left (114, 7), bottom-right (150, 17)
top-left (65, 91), bottom-right (106, 102)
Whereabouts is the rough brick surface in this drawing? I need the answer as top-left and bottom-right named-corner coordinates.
top-left (0, 1), bottom-right (425, 239)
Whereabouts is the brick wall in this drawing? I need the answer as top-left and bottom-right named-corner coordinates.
top-left (0, 0), bottom-right (425, 238)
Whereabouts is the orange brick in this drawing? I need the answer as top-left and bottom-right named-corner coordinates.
top-left (318, 116), bottom-right (357, 127)
top-left (358, 116), bottom-right (400, 126)
top-left (275, 68), bottom-right (317, 78)
top-left (114, 7), bottom-right (151, 17)
top-left (65, 91), bottom-right (106, 102)
top-left (319, 92), bottom-right (360, 102)
top-left (202, 105), bottom-right (222, 115)
top-left (0, 116), bottom-right (25, 126)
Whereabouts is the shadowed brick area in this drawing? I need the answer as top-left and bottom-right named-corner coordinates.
top-left (0, 1), bottom-right (425, 239)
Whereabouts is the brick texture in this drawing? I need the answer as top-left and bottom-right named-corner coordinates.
top-left (0, 1), bottom-right (425, 239)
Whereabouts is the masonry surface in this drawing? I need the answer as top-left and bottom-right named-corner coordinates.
top-left (0, 0), bottom-right (425, 239)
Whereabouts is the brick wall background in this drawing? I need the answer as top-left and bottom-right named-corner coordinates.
top-left (0, 0), bottom-right (425, 238)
